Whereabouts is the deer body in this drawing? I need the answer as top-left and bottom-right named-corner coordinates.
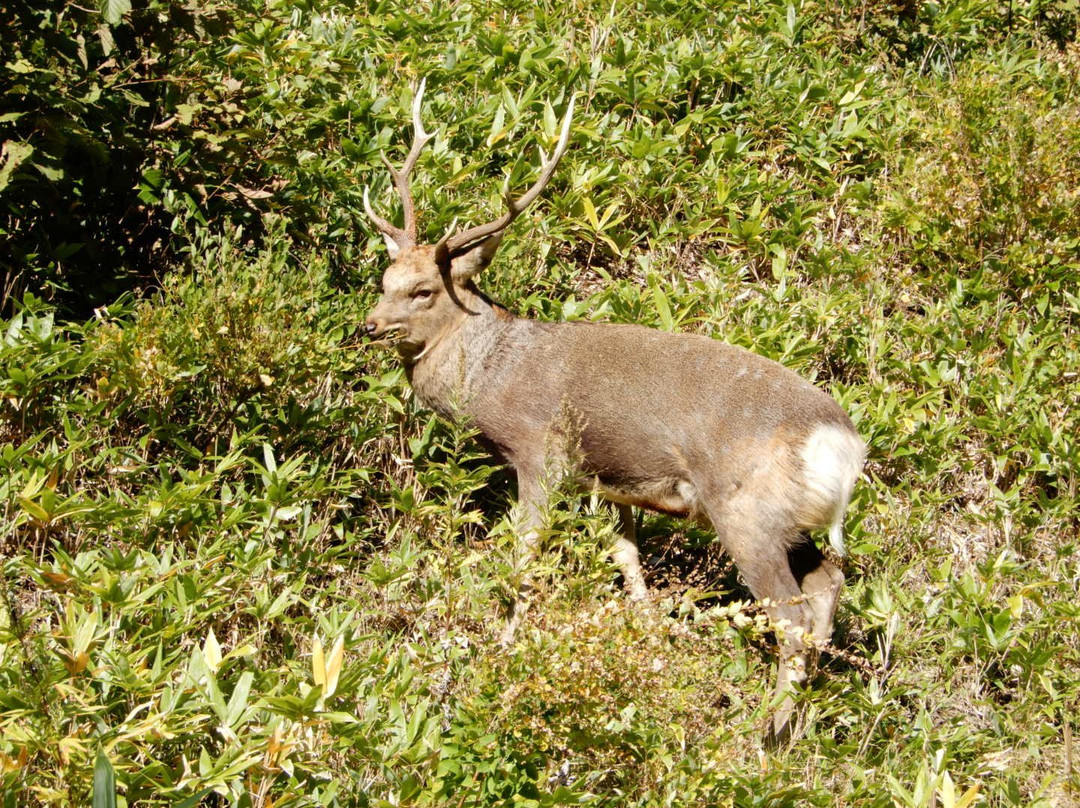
top-left (363, 84), bottom-right (865, 744)
top-left (405, 274), bottom-right (859, 541)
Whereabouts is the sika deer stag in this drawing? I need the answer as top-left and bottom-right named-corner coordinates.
top-left (363, 82), bottom-right (866, 744)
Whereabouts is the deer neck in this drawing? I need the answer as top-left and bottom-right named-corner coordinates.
top-left (403, 286), bottom-right (513, 420)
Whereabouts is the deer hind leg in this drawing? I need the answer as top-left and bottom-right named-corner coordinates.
top-left (702, 497), bottom-right (813, 746)
top-left (788, 537), bottom-right (845, 655)
top-left (612, 503), bottom-right (648, 600)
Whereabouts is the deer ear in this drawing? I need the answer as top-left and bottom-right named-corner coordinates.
top-left (449, 233), bottom-right (504, 281)
top-left (383, 233), bottom-right (402, 261)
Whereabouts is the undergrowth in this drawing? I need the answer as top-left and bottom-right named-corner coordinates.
top-left (2, 0), bottom-right (1079, 806)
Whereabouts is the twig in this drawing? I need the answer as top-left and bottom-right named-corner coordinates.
top-left (1066, 714), bottom-right (1074, 784)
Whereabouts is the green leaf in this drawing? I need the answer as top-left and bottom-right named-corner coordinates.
top-left (262, 443), bottom-right (277, 474)
top-left (225, 671), bottom-right (254, 727)
top-left (175, 789), bottom-right (214, 808)
top-left (652, 286), bottom-right (674, 332)
top-left (99, 0), bottom-right (131, 25)
top-left (92, 748), bottom-right (117, 808)
top-left (18, 496), bottom-right (49, 523)
top-left (0, 141), bottom-right (33, 192)
top-left (275, 505), bottom-right (302, 521)
top-left (33, 161), bottom-right (64, 181)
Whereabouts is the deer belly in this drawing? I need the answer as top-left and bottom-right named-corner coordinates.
top-left (591, 475), bottom-right (698, 518)
top-left (571, 416), bottom-right (699, 517)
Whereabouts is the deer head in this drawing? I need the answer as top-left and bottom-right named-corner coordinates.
top-left (363, 80), bottom-right (574, 361)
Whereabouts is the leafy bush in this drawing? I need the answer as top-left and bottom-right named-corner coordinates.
top-left (882, 47), bottom-right (1080, 286)
top-left (0, 0), bottom-right (378, 312)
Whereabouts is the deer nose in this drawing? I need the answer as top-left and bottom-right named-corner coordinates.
top-left (362, 311), bottom-right (382, 335)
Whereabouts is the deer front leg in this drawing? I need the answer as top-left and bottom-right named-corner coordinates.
top-left (499, 471), bottom-right (546, 647)
top-left (612, 503), bottom-right (648, 600)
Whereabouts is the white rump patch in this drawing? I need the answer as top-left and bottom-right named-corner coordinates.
top-left (798, 424), bottom-right (866, 555)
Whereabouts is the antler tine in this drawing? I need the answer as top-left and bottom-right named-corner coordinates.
top-left (364, 186), bottom-right (406, 246)
top-left (365, 78), bottom-right (435, 248)
top-left (442, 95), bottom-right (575, 256)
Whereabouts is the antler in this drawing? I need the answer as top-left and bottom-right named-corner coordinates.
top-left (437, 96), bottom-right (575, 258)
top-left (364, 78), bottom-right (435, 249)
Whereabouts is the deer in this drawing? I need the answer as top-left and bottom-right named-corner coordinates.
top-left (361, 81), bottom-right (866, 745)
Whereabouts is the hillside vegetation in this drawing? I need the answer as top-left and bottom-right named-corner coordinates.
top-left (2, 0), bottom-right (1079, 805)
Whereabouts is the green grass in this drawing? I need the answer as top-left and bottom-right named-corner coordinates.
top-left (2, 0), bottom-right (1080, 805)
